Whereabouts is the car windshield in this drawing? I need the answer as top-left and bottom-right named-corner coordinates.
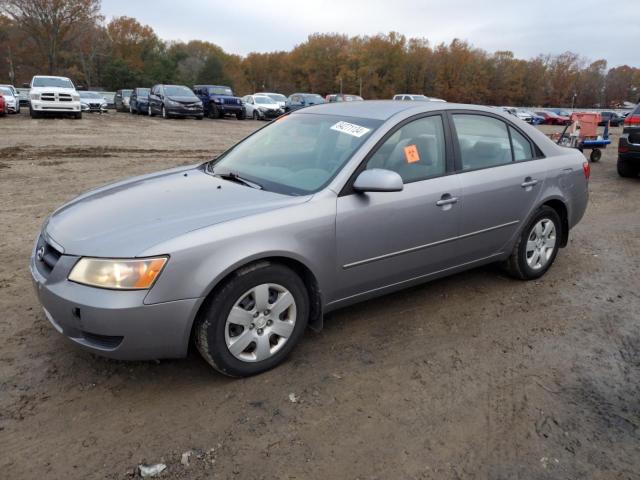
top-left (165, 86), bottom-right (194, 97)
top-left (136, 88), bottom-right (150, 96)
top-left (79, 92), bottom-right (102, 99)
top-left (0, 87), bottom-right (13, 96)
top-left (412, 95), bottom-right (429, 100)
top-left (209, 86), bottom-right (234, 95)
top-left (344, 95), bottom-right (363, 101)
top-left (209, 113), bottom-right (382, 195)
top-left (303, 94), bottom-right (324, 104)
top-left (255, 96), bottom-right (276, 104)
top-left (121, 90), bottom-right (132, 97)
top-left (33, 77), bottom-right (74, 88)
top-left (265, 93), bottom-right (286, 102)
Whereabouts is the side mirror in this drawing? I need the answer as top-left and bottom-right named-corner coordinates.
top-left (353, 169), bottom-right (403, 193)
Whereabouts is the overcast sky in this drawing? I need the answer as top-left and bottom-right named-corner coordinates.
top-left (101, 0), bottom-right (639, 67)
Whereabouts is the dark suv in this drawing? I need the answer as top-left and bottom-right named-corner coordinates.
top-left (193, 85), bottom-right (245, 119)
top-left (129, 88), bottom-right (150, 115)
top-left (599, 111), bottom-right (624, 127)
top-left (618, 103), bottom-right (640, 178)
top-left (148, 84), bottom-right (203, 119)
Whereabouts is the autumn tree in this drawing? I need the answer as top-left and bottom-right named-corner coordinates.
top-left (0, 0), bottom-right (101, 74)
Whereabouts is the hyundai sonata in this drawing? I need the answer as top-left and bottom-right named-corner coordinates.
top-left (31, 101), bottom-right (589, 377)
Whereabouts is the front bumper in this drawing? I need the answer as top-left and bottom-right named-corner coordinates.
top-left (166, 105), bottom-right (203, 117)
top-left (258, 108), bottom-right (284, 119)
top-left (213, 102), bottom-right (243, 114)
top-left (31, 99), bottom-right (81, 112)
top-left (81, 103), bottom-right (108, 113)
top-left (30, 238), bottom-right (201, 360)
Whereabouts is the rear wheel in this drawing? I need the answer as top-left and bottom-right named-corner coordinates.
top-left (195, 263), bottom-right (309, 377)
top-left (590, 149), bottom-right (602, 162)
top-left (617, 158), bottom-right (639, 178)
top-left (503, 206), bottom-right (561, 280)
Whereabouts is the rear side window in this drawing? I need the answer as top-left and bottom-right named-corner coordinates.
top-left (509, 126), bottom-right (534, 161)
top-left (453, 114), bottom-right (512, 170)
top-left (366, 115), bottom-right (446, 183)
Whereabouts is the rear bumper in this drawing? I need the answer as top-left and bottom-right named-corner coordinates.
top-left (30, 248), bottom-right (201, 360)
top-left (618, 133), bottom-right (640, 161)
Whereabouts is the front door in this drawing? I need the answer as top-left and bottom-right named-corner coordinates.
top-left (334, 114), bottom-right (462, 301)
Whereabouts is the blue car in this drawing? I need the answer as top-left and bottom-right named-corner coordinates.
top-left (129, 88), bottom-right (150, 115)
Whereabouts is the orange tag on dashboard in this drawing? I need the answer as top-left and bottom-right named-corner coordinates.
top-left (404, 144), bottom-right (420, 163)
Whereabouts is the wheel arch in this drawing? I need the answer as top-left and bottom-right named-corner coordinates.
top-left (187, 254), bottom-right (324, 353)
top-left (534, 196), bottom-right (569, 248)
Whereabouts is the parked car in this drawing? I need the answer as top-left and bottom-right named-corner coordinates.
top-left (242, 94), bottom-right (284, 120)
top-left (148, 84), bottom-right (203, 119)
top-left (0, 92), bottom-right (6, 116)
top-left (28, 75), bottom-right (82, 119)
top-left (193, 85), bottom-right (245, 119)
top-left (254, 92), bottom-right (287, 109)
top-left (99, 91), bottom-right (115, 109)
top-left (114, 89), bottom-right (132, 112)
top-left (547, 108), bottom-right (573, 118)
top-left (129, 88), bottom-right (150, 115)
top-left (326, 93), bottom-right (364, 102)
top-left (598, 111), bottom-right (624, 127)
top-left (15, 87), bottom-right (30, 107)
top-left (617, 102), bottom-right (640, 177)
top-left (0, 84), bottom-right (21, 113)
top-left (535, 111), bottom-right (570, 126)
top-left (393, 94), bottom-right (446, 102)
top-left (79, 91), bottom-right (108, 113)
top-left (30, 101), bottom-right (589, 377)
top-left (0, 86), bottom-right (19, 113)
top-left (285, 93), bottom-right (325, 112)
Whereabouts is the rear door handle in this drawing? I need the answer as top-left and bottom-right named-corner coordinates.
top-left (436, 194), bottom-right (458, 207)
top-left (521, 178), bottom-right (538, 188)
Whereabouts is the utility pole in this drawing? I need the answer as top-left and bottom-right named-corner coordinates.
top-left (359, 77), bottom-right (362, 97)
top-left (339, 76), bottom-right (343, 94)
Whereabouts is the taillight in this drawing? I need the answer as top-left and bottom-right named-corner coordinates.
top-left (625, 115), bottom-right (640, 125)
top-left (619, 145), bottom-right (629, 153)
top-left (582, 161), bottom-right (590, 180)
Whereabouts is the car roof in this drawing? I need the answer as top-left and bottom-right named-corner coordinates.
top-left (296, 100), bottom-right (503, 121)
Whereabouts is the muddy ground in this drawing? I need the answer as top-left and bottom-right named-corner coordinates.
top-left (0, 111), bottom-right (639, 479)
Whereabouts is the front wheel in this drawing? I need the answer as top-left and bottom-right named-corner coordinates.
top-left (195, 263), bottom-right (309, 377)
top-left (590, 149), bottom-right (601, 162)
top-left (148, 105), bottom-right (155, 117)
top-left (29, 107), bottom-right (39, 119)
top-left (252, 110), bottom-right (259, 120)
top-left (161, 105), bottom-right (168, 119)
top-left (503, 206), bottom-right (561, 280)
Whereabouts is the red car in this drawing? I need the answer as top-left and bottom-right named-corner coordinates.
top-left (535, 111), bottom-right (570, 125)
top-left (0, 92), bottom-right (6, 116)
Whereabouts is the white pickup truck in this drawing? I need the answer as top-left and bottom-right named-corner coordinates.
top-left (29, 75), bottom-right (82, 119)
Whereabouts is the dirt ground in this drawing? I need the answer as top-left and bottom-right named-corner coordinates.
top-left (0, 111), bottom-right (639, 480)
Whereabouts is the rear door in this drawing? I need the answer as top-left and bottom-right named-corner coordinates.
top-left (449, 111), bottom-right (548, 262)
top-left (334, 113), bottom-right (462, 301)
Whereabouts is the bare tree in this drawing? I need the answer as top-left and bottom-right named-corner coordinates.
top-left (0, 0), bottom-right (100, 74)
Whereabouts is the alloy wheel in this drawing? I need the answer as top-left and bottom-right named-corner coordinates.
top-left (526, 218), bottom-right (556, 270)
top-left (224, 283), bottom-right (297, 362)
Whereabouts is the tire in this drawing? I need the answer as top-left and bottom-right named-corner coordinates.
top-left (617, 158), bottom-right (639, 178)
top-left (209, 103), bottom-right (220, 119)
top-left (196, 115), bottom-right (203, 120)
top-left (29, 107), bottom-right (39, 119)
top-left (503, 206), bottom-right (561, 280)
top-left (161, 105), bottom-right (168, 119)
top-left (74, 112), bottom-right (82, 119)
top-left (148, 105), bottom-right (155, 117)
top-left (129, 104), bottom-right (133, 114)
top-left (195, 262), bottom-right (309, 377)
top-left (236, 110), bottom-right (246, 120)
top-left (590, 149), bottom-right (601, 162)
top-left (252, 110), bottom-right (259, 120)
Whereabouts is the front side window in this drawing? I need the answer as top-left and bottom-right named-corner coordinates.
top-left (366, 115), bottom-right (446, 183)
top-left (453, 114), bottom-right (512, 170)
top-left (209, 114), bottom-right (382, 195)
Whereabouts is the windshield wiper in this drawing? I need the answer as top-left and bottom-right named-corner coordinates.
top-left (213, 171), bottom-right (263, 190)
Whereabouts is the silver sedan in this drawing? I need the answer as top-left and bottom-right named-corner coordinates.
top-left (30, 101), bottom-right (589, 377)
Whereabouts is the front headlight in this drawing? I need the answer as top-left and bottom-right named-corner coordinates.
top-left (213, 97), bottom-right (222, 103)
top-left (68, 257), bottom-right (168, 290)
top-left (72, 93), bottom-right (80, 101)
top-left (165, 98), bottom-right (178, 106)
top-left (259, 107), bottom-right (267, 112)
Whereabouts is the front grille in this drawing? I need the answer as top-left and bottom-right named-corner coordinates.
top-left (41, 93), bottom-right (56, 101)
top-left (35, 235), bottom-right (62, 275)
top-left (223, 98), bottom-right (240, 105)
top-left (58, 94), bottom-right (72, 102)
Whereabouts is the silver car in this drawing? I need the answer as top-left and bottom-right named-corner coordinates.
top-left (30, 101), bottom-right (589, 377)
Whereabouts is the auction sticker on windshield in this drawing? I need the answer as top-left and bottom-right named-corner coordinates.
top-left (330, 121), bottom-right (371, 138)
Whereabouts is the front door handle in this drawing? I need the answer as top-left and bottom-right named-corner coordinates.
top-left (436, 194), bottom-right (458, 207)
top-left (521, 177), bottom-right (538, 188)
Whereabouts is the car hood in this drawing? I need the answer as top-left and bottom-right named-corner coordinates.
top-left (31, 86), bottom-right (76, 93)
top-left (44, 165), bottom-right (310, 257)
top-left (167, 96), bottom-right (200, 103)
